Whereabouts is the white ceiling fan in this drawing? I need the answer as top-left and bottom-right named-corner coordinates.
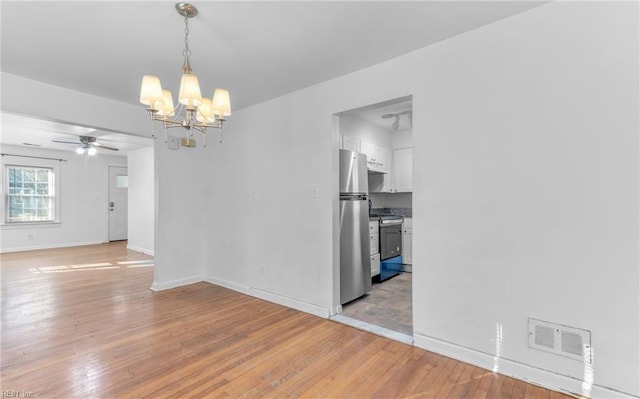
top-left (52, 135), bottom-right (119, 155)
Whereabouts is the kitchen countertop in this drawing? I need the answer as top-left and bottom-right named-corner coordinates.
top-left (370, 207), bottom-right (412, 218)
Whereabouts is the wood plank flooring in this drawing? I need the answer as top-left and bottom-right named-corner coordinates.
top-left (1, 242), bottom-right (580, 398)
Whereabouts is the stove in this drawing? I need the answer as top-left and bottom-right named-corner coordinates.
top-left (376, 215), bottom-right (403, 281)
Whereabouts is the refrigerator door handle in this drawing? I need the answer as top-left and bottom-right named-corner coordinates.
top-left (340, 194), bottom-right (368, 201)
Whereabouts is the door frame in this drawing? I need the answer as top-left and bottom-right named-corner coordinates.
top-left (331, 95), bottom-right (414, 320)
top-left (105, 164), bottom-right (128, 243)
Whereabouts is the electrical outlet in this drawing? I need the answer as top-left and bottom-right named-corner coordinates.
top-left (28, 233), bottom-right (34, 240)
top-left (311, 184), bottom-right (319, 199)
top-left (168, 136), bottom-right (180, 150)
top-left (259, 264), bottom-right (265, 276)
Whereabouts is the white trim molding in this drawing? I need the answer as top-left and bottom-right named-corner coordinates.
top-left (204, 275), bottom-right (331, 319)
top-left (0, 240), bottom-right (104, 254)
top-left (126, 244), bottom-right (154, 256)
top-left (413, 333), bottom-right (638, 399)
top-left (150, 275), bottom-right (203, 292)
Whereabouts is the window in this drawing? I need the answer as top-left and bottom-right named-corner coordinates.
top-left (116, 174), bottom-right (128, 188)
top-left (4, 165), bottom-right (56, 223)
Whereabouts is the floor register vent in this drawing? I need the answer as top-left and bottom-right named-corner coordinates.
top-left (528, 318), bottom-right (591, 363)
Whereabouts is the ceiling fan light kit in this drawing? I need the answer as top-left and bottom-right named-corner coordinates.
top-left (76, 146), bottom-right (97, 156)
top-left (52, 135), bottom-right (119, 156)
top-left (139, 2), bottom-right (231, 148)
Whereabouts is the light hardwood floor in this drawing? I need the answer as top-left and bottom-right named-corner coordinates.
top-left (1, 242), bottom-right (579, 398)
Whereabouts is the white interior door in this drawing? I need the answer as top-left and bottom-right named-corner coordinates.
top-left (108, 166), bottom-right (128, 241)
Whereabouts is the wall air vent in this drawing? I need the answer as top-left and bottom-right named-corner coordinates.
top-left (528, 318), bottom-right (591, 363)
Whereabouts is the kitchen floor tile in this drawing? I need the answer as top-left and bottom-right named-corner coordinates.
top-left (341, 272), bottom-right (412, 336)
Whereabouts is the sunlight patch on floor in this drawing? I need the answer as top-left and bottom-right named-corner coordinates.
top-left (27, 262), bottom-right (154, 274)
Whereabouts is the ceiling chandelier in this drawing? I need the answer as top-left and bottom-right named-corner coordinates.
top-left (139, 2), bottom-right (231, 148)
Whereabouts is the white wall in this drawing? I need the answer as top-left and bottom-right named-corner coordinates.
top-left (151, 136), bottom-right (209, 291)
top-left (0, 144), bottom-right (126, 252)
top-left (414, 2), bottom-right (638, 397)
top-left (127, 146), bottom-right (154, 255)
top-left (199, 94), bottom-right (336, 315)
top-left (391, 128), bottom-right (412, 149)
top-left (1, 73), bottom-right (148, 137)
top-left (339, 113), bottom-right (391, 149)
top-left (153, 2), bottom-right (638, 396)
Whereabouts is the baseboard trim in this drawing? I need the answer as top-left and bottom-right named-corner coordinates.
top-left (203, 275), bottom-right (247, 294)
top-left (126, 244), bottom-right (154, 256)
top-left (204, 275), bottom-right (331, 319)
top-left (250, 287), bottom-right (331, 319)
top-left (0, 240), bottom-right (105, 253)
top-left (413, 333), bottom-right (637, 399)
top-left (150, 275), bottom-right (203, 291)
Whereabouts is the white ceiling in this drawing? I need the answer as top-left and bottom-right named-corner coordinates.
top-left (0, 1), bottom-right (545, 152)
top-left (1, 112), bottom-right (152, 156)
top-left (342, 96), bottom-right (413, 132)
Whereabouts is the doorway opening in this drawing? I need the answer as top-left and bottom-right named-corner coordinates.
top-left (334, 96), bottom-right (414, 341)
top-left (108, 165), bottom-right (128, 241)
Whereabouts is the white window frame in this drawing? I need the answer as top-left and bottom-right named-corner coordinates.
top-left (1, 159), bottom-right (61, 226)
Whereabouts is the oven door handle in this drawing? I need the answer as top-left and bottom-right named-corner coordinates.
top-left (380, 220), bottom-right (403, 226)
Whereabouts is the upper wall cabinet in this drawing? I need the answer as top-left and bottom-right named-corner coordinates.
top-left (370, 147), bottom-right (413, 193)
top-left (340, 135), bottom-right (412, 193)
top-left (361, 142), bottom-right (390, 173)
top-left (391, 147), bottom-right (413, 193)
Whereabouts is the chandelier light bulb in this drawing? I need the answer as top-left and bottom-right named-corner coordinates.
top-left (178, 73), bottom-right (202, 109)
top-left (196, 98), bottom-right (215, 123)
top-left (87, 147), bottom-right (97, 156)
top-left (76, 147), bottom-right (85, 155)
top-left (212, 88), bottom-right (231, 118)
top-left (158, 89), bottom-right (175, 117)
top-left (140, 75), bottom-right (163, 109)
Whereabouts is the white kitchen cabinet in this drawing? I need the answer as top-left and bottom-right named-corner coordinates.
top-left (360, 141), bottom-right (377, 165)
top-left (369, 230), bottom-right (379, 256)
top-left (341, 135), bottom-right (360, 152)
top-left (402, 218), bottom-right (413, 269)
top-left (379, 146), bottom-right (391, 172)
top-left (370, 253), bottom-right (380, 277)
top-left (369, 221), bottom-right (379, 256)
top-left (365, 144), bottom-right (392, 193)
top-left (361, 142), bottom-right (390, 172)
top-left (369, 221), bottom-right (380, 276)
top-left (392, 147), bottom-right (413, 192)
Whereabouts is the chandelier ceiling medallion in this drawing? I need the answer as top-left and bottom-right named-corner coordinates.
top-left (139, 2), bottom-right (231, 148)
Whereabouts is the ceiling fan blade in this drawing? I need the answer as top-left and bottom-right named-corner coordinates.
top-left (52, 140), bottom-right (81, 145)
top-left (93, 143), bottom-right (119, 151)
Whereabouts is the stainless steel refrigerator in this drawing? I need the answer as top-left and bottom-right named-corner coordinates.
top-left (339, 149), bottom-right (371, 304)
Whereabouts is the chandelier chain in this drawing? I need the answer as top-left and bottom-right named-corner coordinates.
top-left (182, 15), bottom-right (192, 72)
